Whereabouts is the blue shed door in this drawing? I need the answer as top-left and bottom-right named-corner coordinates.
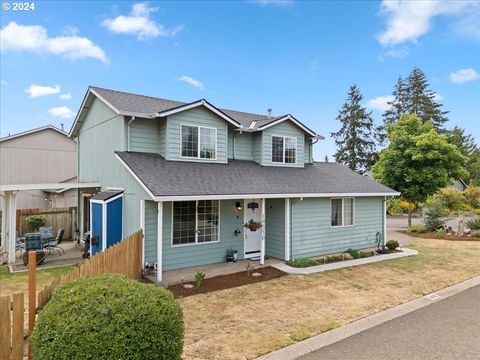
top-left (106, 196), bottom-right (123, 248)
top-left (91, 202), bottom-right (103, 256)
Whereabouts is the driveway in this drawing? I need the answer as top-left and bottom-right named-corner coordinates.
top-left (297, 284), bottom-right (480, 360)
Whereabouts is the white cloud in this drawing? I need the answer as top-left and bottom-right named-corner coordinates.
top-left (384, 48), bottom-right (409, 58)
top-left (178, 75), bottom-right (204, 90)
top-left (59, 93), bottom-right (72, 100)
top-left (26, 84), bottom-right (60, 98)
top-left (249, 0), bottom-right (294, 7)
top-left (432, 92), bottom-right (444, 101)
top-left (377, 0), bottom-right (475, 46)
top-left (48, 106), bottom-right (74, 119)
top-left (0, 21), bottom-right (108, 63)
top-left (367, 95), bottom-right (394, 112)
top-left (103, 2), bottom-right (183, 40)
top-left (449, 68), bottom-right (480, 84)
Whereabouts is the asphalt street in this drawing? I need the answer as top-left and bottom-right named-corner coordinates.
top-left (297, 285), bottom-right (480, 360)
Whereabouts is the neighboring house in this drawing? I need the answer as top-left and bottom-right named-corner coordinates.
top-left (0, 125), bottom-right (77, 210)
top-left (447, 180), bottom-right (467, 192)
top-left (70, 86), bottom-right (399, 282)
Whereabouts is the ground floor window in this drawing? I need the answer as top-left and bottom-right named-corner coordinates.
top-left (331, 197), bottom-right (355, 227)
top-left (172, 200), bottom-right (219, 245)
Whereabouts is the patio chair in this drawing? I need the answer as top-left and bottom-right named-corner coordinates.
top-left (39, 226), bottom-right (53, 245)
top-left (44, 228), bottom-right (65, 256)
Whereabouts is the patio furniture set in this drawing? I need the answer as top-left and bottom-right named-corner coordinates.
top-left (16, 227), bottom-right (65, 265)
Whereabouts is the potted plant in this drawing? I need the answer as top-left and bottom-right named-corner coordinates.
top-left (226, 248), bottom-right (238, 263)
top-left (244, 219), bottom-right (262, 232)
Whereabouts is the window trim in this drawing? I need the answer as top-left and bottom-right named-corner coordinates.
top-left (271, 135), bottom-right (297, 164)
top-left (180, 124), bottom-right (218, 160)
top-left (170, 200), bottom-right (221, 247)
top-left (330, 197), bottom-right (355, 228)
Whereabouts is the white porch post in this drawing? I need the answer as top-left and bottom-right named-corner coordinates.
top-left (1, 192), bottom-right (6, 252)
top-left (156, 201), bottom-right (163, 283)
top-left (260, 198), bottom-right (266, 265)
top-left (6, 191), bottom-right (17, 264)
top-left (383, 196), bottom-right (387, 246)
top-left (139, 199), bottom-right (145, 270)
top-left (284, 198), bottom-right (290, 261)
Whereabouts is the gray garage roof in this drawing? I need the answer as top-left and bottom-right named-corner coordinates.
top-left (116, 151), bottom-right (398, 199)
top-left (90, 86), bottom-right (301, 130)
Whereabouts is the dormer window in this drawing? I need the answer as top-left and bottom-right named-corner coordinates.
top-left (272, 135), bottom-right (296, 164)
top-left (181, 125), bottom-right (217, 159)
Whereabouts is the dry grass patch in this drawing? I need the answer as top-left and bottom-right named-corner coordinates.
top-left (178, 238), bottom-right (480, 360)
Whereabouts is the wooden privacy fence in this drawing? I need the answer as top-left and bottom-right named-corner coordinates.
top-left (0, 294), bottom-right (24, 360)
top-left (37, 229), bottom-right (143, 310)
top-left (0, 229), bottom-right (143, 360)
top-left (14, 207), bottom-right (76, 239)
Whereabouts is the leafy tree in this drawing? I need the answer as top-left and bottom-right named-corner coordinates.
top-left (464, 184), bottom-right (480, 208)
top-left (331, 84), bottom-right (377, 174)
top-left (438, 188), bottom-right (465, 213)
top-left (372, 114), bottom-right (468, 226)
top-left (466, 149), bottom-right (480, 186)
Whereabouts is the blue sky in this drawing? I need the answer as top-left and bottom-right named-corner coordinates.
top-left (1, 0), bottom-right (479, 160)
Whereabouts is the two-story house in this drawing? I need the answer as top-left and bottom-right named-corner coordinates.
top-left (70, 86), bottom-right (398, 282)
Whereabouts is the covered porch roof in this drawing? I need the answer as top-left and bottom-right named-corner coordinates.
top-left (1, 182), bottom-right (100, 264)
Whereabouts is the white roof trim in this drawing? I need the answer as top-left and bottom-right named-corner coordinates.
top-left (115, 153), bottom-right (155, 200)
top-left (257, 115), bottom-right (317, 137)
top-left (1, 125), bottom-right (68, 142)
top-left (156, 100), bottom-right (241, 128)
top-left (0, 182), bottom-right (100, 192)
top-left (153, 192), bottom-right (400, 202)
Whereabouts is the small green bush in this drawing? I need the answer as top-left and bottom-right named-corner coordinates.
top-left (194, 269), bottom-right (205, 287)
top-left (466, 217), bottom-right (480, 230)
top-left (406, 225), bottom-right (427, 233)
top-left (345, 248), bottom-right (372, 259)
top-left (386, 240), bottom-right (400, 250)
top-left (25, 215), bottom-right (47, 232)
top-left (31, 274), bottom-right (184, 360)
top-left (471, 230), bottom-right (480, 237)
top-left (286, 258), bottom-right (319, 268)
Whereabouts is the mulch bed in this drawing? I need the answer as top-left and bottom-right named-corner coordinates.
top-left (403, 231), bottom-right (480, 241)
top-left (168, 266), bottom-right (286, 298)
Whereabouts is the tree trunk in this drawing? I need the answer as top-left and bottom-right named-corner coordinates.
top-left (407, 202), bottom-right (413, 227)
top-left (458, 213), bottom-right (465, 236)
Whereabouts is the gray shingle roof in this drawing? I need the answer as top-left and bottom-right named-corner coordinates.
top-left (90, 86), bottom-right (291, 130)
top-left (116, 151), bottom-right (398, 198)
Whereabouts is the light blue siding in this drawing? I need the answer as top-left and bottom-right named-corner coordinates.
top-left (228, 130), bottom-right (253, 160)
top-left (291, 197), bottom-right (383, 258)
top-left (304, 137), bottom-right (312, 164)
top-left (144, 200), bottom-right (157, 265)
top-left (265, 198), bottom-right (285, 260)
top-left (261, 121), bottom-right (305, 167)
top-left (130, 118), bottom-right (162, 154)
top-left (166, 107), bottom-right (228, 164)
top-left (252, 132), bottom-right (262, 164)
top-left (78, 98), bottom-right (151, 237)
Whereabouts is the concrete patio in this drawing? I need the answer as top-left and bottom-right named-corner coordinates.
top-left (146, 257), bottom-right (284, 286)
top-left (11, 240), bottom-right (85, 272)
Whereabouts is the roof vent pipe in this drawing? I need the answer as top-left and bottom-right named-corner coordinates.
top-left (267, 108), bottom-right (272, 118)
top-left (60, 123), bottom-right (64, 131)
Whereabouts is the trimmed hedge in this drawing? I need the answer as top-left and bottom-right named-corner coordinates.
top-left (32, 274), bottom-right (184, 360)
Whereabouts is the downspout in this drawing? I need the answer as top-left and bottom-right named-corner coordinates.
top-left (127, 116), bottom-right (136, 152)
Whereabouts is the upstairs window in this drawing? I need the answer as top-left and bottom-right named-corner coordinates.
top-left (181, 125), bottom-right (217, 159)
top-left (331, 198), bottom-right (355, 227)
top-left (272, 136), bottom-right (297, 164)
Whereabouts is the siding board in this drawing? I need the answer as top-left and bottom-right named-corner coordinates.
top-left (261, 121), bottom-right (305, 167)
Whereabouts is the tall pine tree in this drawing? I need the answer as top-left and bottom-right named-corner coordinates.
top-left (331, 85), bottom-right (377, 174)
top-left (381, 68), bottom-right (448, 138)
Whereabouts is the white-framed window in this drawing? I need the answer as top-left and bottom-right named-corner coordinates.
top-left (172, 200), bottom-right (220, 246)
top-left (331, 197), bottom-right (355, 227)
top-left (272, 135), bottom-right (297, 164)
top-left (181, 125), bottom-right (217, 159)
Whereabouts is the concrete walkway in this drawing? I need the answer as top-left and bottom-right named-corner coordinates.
top-left (272, 248), bottom-right (418, 275)
top-left (256, 276), bottom-right (480, 360)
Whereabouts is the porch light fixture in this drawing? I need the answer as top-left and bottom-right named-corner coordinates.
top-left (235, 202), bottom-right (242, 211)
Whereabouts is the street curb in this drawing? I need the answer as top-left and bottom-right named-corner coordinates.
top-left (256, 275), bottom-right (480, 360)
top-left (272, 248), bottom-right (418, 275)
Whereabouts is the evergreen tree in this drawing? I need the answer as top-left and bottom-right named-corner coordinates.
top-left (381, 68), bottom-right (448, 138)
top-left (331, 85), bottom-right (377, 174)
top-left (445, 126), bottom-right (477, 157)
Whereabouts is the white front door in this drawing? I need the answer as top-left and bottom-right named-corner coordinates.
top-left (244, 199), bottom-right (262, 259)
